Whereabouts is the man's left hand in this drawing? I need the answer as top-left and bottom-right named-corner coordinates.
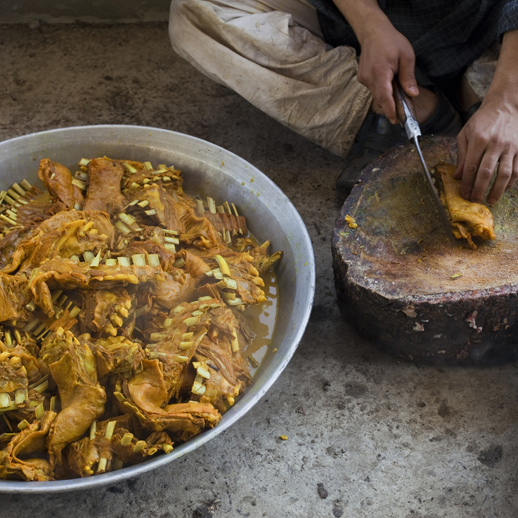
top-left (455, 98), bottom-right (518, 205)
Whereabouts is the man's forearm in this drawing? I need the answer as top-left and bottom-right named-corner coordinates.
top-left (484, 30), bottom-right (518, 107)
top-left (332, 0), bottom-right (391, 44)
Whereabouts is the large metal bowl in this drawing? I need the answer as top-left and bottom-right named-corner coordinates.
top-left (0, 125), bottom-right (315, 493)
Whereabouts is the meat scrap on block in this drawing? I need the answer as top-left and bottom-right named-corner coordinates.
top-left (436, 162), bottom-right (496, 249)
top-left (0, 156), bottom-right (282, 481)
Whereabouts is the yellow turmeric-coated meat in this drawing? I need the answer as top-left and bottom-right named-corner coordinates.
top-left (0, 156), bottom-right (282, 481)
top-left (437, 162), bottom-right (496, 249)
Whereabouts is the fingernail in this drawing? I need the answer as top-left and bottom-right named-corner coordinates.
top-left (487, 198), bottom-right (495, 205)
top-left (409, 86), bottom-right (418, 95)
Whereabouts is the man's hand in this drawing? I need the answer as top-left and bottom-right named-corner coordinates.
top-left (455, 30), bottom-right (518, 204)
top-left (455, 100), bottom-right (518, 205)
top-left (333, 0), bottom-right (419, 122)
top-left (356, 21), bottom-right (419, 123)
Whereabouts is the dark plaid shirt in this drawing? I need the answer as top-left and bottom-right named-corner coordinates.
top-left (308, 0), bottom-right (518, 87)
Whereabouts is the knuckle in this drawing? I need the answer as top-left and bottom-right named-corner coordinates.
top-left (465, 164), bottom-right (477, 175)
top-left (473, 131), bottom-right (488, 145)
top-left (498, 167), bottom-right (512, 180)
top-left (479, 167), bottom-right (494, 180)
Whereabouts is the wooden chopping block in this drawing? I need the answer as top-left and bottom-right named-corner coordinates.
top-left (332, 136), bottom-right (518, 365)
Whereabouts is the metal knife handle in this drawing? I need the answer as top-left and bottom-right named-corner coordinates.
top-left (392, 77), bottom-right (421, 140)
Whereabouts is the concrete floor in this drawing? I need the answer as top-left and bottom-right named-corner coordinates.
top-left (1, 22), bottom-right (518, 518)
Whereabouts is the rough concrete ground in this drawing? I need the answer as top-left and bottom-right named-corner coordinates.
top-left (1, 22), bottom-right (518, 518)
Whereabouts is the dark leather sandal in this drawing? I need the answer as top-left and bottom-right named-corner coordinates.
top-left (336, 89), bottom-right (463, 197)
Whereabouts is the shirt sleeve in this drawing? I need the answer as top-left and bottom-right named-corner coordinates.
top-left (498, 1), bottom-right (518, 40)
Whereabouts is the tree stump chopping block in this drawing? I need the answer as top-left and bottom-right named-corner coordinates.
top-left (332, 137), bottom-right (518, 365)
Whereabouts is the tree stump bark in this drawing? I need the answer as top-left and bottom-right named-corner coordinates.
top-left (332, 137), bottom-right (518, 365)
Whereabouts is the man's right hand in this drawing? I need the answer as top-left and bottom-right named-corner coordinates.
top-left (333, 0), bottom-right (419, 122)
top-left (357, 21), bottom-right (419, 123)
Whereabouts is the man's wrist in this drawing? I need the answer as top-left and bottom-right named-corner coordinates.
top-left (483, 30), bottom-right (518, 107)
top-left (333, 0), bottom-right (391, 45)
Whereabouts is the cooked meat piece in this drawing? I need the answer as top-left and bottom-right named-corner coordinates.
top-left (66, 436), bottom-right (99, 477)
top-left (122, 166), bottom-right (183, 195)
top-left (67, 414), bottom-right (143, 477)
top-left (177, 250), bottom-right (211, 282)
top-left (118, 362), bottom-right (220, 441)
top-left (29, 259), bottom-right (177, 317)
top-left (124, 238), bottom-right (177, 271)
top-left (139, 298), bottom-right (223, 396)
top-left (0, 342), bottom-right (46, 385)
top-left (39, 328), bottom-right (77, 366)
top-left (0, 227), bottom-right (33, 270)
top-left (198, 308), bottom-right (251, 388)
top-left (180, 208), bottom-right (226, 251)
top-left (0, 411), bottom-right (56, 481)
top-left (1, 332), bottom-right (40, 359)
top-left (38, 159), bottom-right (84, 210)
top-left (142, 401), bottom-right (221, 441)
top-left (195, 282), bottom-right (221, 300)
top-left (16, 199), bottom-right (68, 228)
top-left (148, 269), bottom-right (196, 310)
top-left (84, 158), bottom-right (126, 215)
top-left (129, 184), bottom-right (184, 231)
top-left (35, 304), bottom-right (80, 336)
top-left (197, 358), bottom-right (240, 413)
top-left (95, 336), bottom-right (145, 378)
top-left (437, 163), bottom-right (496, 249)
top-left (6, 387), bottom-right (46, 425)
top-left (31, 260), bottom-right (193, 316)
top-left (233, 310), bottom-right (256, 347)
top-left (0, 273), bottom-right (31, 322)
top-left (248, 240), bottom-right (283, 274)
top-left (47, 340), bottom-right (106, 465)
top-left (220, 254), bottom-right (267, 305)
top-left (127, 359), bottom-right (168, 413)
top-left (204, 211), bottom-right (248, 236)
top-left (0, 351), bottom-right (29, 408)
top-left (30, 261), bottom-right (90, 317)
top-left (4, 210), bottom-right (114, 275)
top-left (78, 288), bottom-right (132, 336)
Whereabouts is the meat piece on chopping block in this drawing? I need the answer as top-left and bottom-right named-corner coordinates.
top-left (332, 137), bottom-right (518, 365)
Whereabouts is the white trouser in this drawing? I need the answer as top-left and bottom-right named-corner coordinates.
top-left (169, 0), bottom-right (497, 157)
top-left (169, 0), bottom-right (372, 158)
